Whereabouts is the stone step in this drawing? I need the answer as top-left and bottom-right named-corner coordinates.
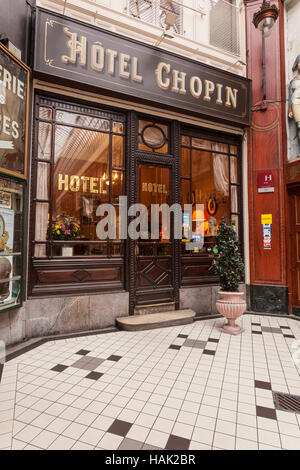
top-left (116, 309), bottom-right (196, 331)
top-left (134, 302), bottom-right (175, 315)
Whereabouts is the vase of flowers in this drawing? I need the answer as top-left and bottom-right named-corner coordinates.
top-left (52, 215), bottom-right (81, 257)
top-left (212, 220), bottom-right (246, 335)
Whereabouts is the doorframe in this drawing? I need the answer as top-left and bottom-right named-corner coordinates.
top-left (126, 111), bottom-right (181, 315)
top-left (287, 185), bottom-right (300, 315)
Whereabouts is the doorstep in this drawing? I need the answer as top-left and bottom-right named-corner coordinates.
top-left (116, 309), bottom-right (196, 331)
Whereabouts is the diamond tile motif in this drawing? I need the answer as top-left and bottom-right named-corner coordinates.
top-left (0, 314), bottom-right (300, 450)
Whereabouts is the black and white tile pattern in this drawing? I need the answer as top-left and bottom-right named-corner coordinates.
top-left (0, 315), bottom-right (300, 450)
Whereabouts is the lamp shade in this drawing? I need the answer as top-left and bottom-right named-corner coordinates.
top-left (253, 1), bottom-right (279, 35)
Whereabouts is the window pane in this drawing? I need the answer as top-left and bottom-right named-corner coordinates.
top-left (181, 135), bottom-right (190, 146)
top-left (112, 171), bottom-right (124, 204)
top-left (38, 122), bottom-right (52, 160)
top-left (138, 120), bottom-right (168, 153)
top-left (181, 179), bottom-right (190, 206)
top-left (191, 138), bottom-right (213, 151)
top-left (113, 122), bottom-right (124, 134)
top-left (181, 147), bottom-right (190, 178)
top-left (230, 145), bottom-right (237, 155)
top-left (56, 110), bottom-right (110, 131)
top-left (230, 156), bottom-right (238, 183)
top-left (35, 203), bottom-right (49, 241)
top-left (35, 244), bottom-right (47, 257)
top-left (231, 185), bottom-right (239, 213)
top-left (36, 162), bottom-right (50, 200)
top-left (39, 107), bottom-right (52, 121)
top-left (192, 149), bottom-right (230, 243)
top-left (112, 135), bottom-right (124, 168)
top-left (231, 214), bottom-right (239, 238)
top-left (53, 125), bottom-right (110, 244)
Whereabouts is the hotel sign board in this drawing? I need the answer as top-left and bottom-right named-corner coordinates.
top-left (0, 43), bottom-right (30, 179)
top-left (34, 9), bottom-right (251, 127)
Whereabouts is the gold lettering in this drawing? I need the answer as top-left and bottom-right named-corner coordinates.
top-left (155, 62), bottom-right (171, 91)
top-left (171, 70), bottom-right (187, 95)
top-left (58, 174), bottom-right (69, 191)
top-left (106, 49), bottom-right (118, 75)
top-left (204, 80), bottom-right (215, 102)
top-left (70, 175), bottom-right (80, 192)
top-left (81, 176), bottom-right (90, 193)
top-left (90, 177), bottom-right (99, 193)
top-left (225, 87), bottom-right (238, 108)
top-left (91, 42), bottom-right (104, 72)
top-left (190, 76), bottom-right (202, 98)
top-left (119, 53), bottom-right (130, 79)
top-left (132, 57), bottom-right (143, 83)
top-left (216, 83), bottom-right (223, 105)
top-left (61, 27), bottom-right (87, 66)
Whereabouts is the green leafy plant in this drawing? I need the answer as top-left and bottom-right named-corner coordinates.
top-left (212, 220), bottom-right (244, 292)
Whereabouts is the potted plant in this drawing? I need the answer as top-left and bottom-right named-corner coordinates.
top-left (52, 215), bottom-right (81, 257)
top-left (212, 220), bottom-right (246, 335)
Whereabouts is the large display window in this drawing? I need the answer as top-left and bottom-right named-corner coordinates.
top-left (33, 97), bottom-right (125, 259)
top-left (181, 133), bottom-right (241, 256)
top-left (0, 176), bottom-right (25, 312)
top-left (0, 44), bottom-right (29, 312)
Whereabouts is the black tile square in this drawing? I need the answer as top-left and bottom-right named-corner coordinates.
top-left (284, 335), bottom-right (295, 339)
top-left (169, 345), bottom-right (181, 350)
top-left (165, 434), bottom-right (190, 450)
top-left (76, 350), bottom-right (91, 356)
top-left (178, 334), bottom-right (188, 339)
top-left (202, 350), bottom-right (215, 356)
top-left (280, 326), bottom-right (291, 330)
top-left (252, 331), bottom-right (263, 335)
top-left (107, 355), bottom-right (122, 362)
top-left (208, 338), bottom-right (219, 343)
top-left (51, 364), bottom-right (68, 373)
top-left (251, 322), bottom-right (261, 326)
top-left (108, 419), bottom-right (132, 437)
top-left (255, 380), bottom-right (272, 391)
top-left (85, 371), bottom-right (103, 381)
top-left (256, 405), bottom-right (277, 420)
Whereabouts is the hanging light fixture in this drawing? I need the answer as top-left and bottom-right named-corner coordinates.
top-left (252, 1), bottom-right (280, 104)
top-left (253, 0), bottom-right (279, 36)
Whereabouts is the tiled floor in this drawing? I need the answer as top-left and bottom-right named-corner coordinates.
top-left (0, 314), bottom-right (300, 450)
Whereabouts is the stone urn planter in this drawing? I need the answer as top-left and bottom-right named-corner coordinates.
top-left (211, 220), bottom-right (246, 336)
top-left (216, 291), bottom-right (246, 335)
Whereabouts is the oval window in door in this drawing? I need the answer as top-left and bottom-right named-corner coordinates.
top-left (142, 125), bottom-right (166, 149)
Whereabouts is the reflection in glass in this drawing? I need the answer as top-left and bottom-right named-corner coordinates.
top-left (53, 126), bottom-right (110, 242)
top-left (35, 244), bottom-right (47, 257)
top-left (36, 162), bottom-right (50, 200)
top-left (112, 135), bottom-right (124, 168)
top-left (0, 176), bottom-right (24, 310)
top-left (38, 122), bottom-right (52, 160)
top-left (231, 186), bottom-right (239, 213)
top-left (230, 156), bottom-right (238, 183)
top-left (35, 203), bottom-right (49, 242)
top-left (181, 147), bottom-right (190, 178)
top-left (39, 107), bottom-right (52, 121)
top-left (138, 120), bottom-right (168, 154)
top-left (142, 126), bottom-right (165, 148)
top-left (113, 122), bottom-right (124, 134)
top-left (56, 110), bottom-right (110, 131)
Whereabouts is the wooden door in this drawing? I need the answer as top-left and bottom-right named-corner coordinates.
top-left (134, 164), bottom-right (175, 307)
top-left (289, 191), bottom-right (300, 310)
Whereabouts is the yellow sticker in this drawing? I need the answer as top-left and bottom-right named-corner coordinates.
top-left (261, 214), bottom-right (272, 224)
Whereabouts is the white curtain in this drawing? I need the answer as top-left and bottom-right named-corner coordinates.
top-left (212, 143), bottom-right (229, 197)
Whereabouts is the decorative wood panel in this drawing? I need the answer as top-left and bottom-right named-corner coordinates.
top-left (245, 0), bottom-right (287, 286)
top-left (30, 259), bottom-right (124, 297)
